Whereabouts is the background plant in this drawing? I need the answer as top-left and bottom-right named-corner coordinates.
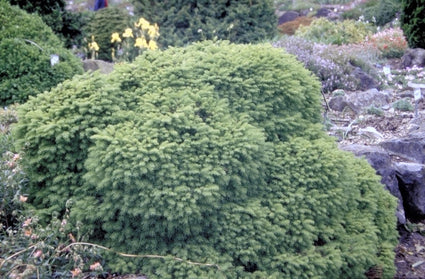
top-left (392, 98), bottom-right (414, 111)
top-left (366, 105), bottom-right (385, 116)
top-left (130, 0), bottom-right (277, 48)
top-left (14, 41), bottom-right (398, 278)
top-left (87, 36), bottom-right (100, 59)
top-left (86, 6), bottom-right (131, 61)
top-left (274, 36), bottom-right (380, 92)
top-left (295, 17), bottom-right (374, 45)
top-left (366, 27), bottom-right (408, 58)
top-left (111, 17), bottom-right (160, 62)
top-left (0, 1), bottom-right (83, 105)
top-left (380, 66), bottom-right (425, 90)
top-left (278, 16), bottom-right (314, 35)
top-left (275, 0), bottom-right (351, 11)
top-left (401, 0), bottom-right (425, 48)
top-left (7, 0), bottom-right (90, 49)
top-left (0, 105), bottom-right (24, 231)
top-left (342, 0), bottom-right (401, 27)
top-left (0, 203), bottom-right (105, 278)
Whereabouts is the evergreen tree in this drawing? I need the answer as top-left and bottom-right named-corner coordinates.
top-left (7, 0), bottom-right (89, 48)
top-left (401, 0), bottom-right (425, 48)
top-left (130, 0), bottom-right (277, 47)
top-left (0, 1), bottom-right (83, 105)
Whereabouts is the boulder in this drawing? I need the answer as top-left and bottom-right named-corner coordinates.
top-left (358, 127), bottom-right (383, 140)
top-left (316, 8), bottom-right (331, 17)
top-left (346, 88), bottom-right (391, 112)
top-left (402, 48), bottom-right (425, 68)
top-left (352, 67), bottom-right (379, 91)
top-left (380, 135), bottom-right (425, 164)
top-left (328, 95), bottom-right (351, 112)
top-left (316, 7), bottom-right (339, 20)
top-left (340, 144), bottom-right (406, 224)
top-left (278, 11), bottom-right (299, 25)
top-left (396, 162), bottom-right (425, 222)
top-left (329, 88), bottom-right (391, 113)
top-left (82, 59), bottom-right (114, 74)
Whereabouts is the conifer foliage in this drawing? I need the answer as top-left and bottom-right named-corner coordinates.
top-left (401, 0), bottom-right (425, 48)
top-left (130, 0), bottom-right (277, 47)
top-left (0, 1), bottom-right (83, 105)
top-left (14, 41), bottom-right (398, 278)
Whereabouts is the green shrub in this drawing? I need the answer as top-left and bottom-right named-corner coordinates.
top-left (392, 98), bottom-right (413, 111)
top-left (366, 0), bottom-right (401, 26)
top-left (0, 203), bottom-right (106, 278)
top-left (0, 2), bottom-right (83, 105)
top-left (14, 41), bottom-right (398, 278)
top-left (86, 7), bottom-right (131, 61)
top-left (0, 105), bottom-right (25, 230)
top-left (295, 17), bottom-right (373, 45)
top-left (7, 0), bottom-right (89, 48)
top-left (342, 0), bottom-right (401, 26)
top-left (366, 105), bottom-right (385, 116)
top-left (401, 0), bottom-right (425, 48)
top-left (130, 0), bottom-right (277, 48)
top-left (276, 0), bottom-right (351, 10)
top-left (367, 27), bottom-right (408, 59)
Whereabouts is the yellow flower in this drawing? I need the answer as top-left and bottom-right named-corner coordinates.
top-left (147, 24), bottom-right (159, 38)
top-left (135, 17), bottom-right (151, 30)
top-left (134, 37), bottom-right (148, 49)
top-left (111, 32), bottom-right (122, 43)
top-left (88, 41), bottom-right (99, 51)
top-left (148, 40), bottom-right (158, 50)
top-left (122, 28), bottom-right (134, 38)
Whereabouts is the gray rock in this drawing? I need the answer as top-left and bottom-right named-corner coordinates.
top-left (380, 135), bottom-right (425, 164)
top-left (328, 95), bottom-right (350, 112)
top-left (346, 88), bottom-right (390, 111)
top-left (278, 11), bottom-right (299, 25)
top-left (316, 8), bottom-right (331, 17)
top-left (82, 59), bottom-right (114, 74)
top-left (352, 67), bottom-right (379, 91)
top-left (396, 162), bottom-right (425, 221)
top-left (358, 127), bottom-right (383, 140)
top-left (340, 144), bottom-right (406, 224)
top-left (330, 89), bottom-right (391, 113)
top-left (402, 48), bottom-right (425, 68)
top-left (408, 117), bottom-right (425, 137)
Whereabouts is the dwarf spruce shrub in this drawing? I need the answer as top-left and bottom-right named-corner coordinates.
top-left (14, 41), bottom-right (398, 278)
top-left (0, 1), bottom-right (83, 105)
top-left (130, 0), bottom-right (277, 48)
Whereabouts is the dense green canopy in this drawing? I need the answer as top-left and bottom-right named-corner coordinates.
top-left (14, 41), bottom-right (398, 278)
top-left (130, 0), bottom-right (277, 47)
top-left (0, 1), bottom-right (83, 105)
top-left (401, 0), bottom-right (425, 48)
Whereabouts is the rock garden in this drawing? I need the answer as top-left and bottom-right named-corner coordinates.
top-left (1, 0), bottom-right (425, 278)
